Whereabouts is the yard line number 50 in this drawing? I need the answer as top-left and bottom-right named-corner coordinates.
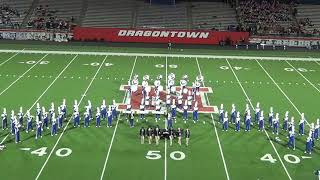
top-left (146, 150), bottom-right (185, 161)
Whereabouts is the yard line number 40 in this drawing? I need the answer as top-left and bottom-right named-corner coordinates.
top-left (31, 147), bottom-right (72, 157)
top-left (260, 153), bottom-right (302, 164)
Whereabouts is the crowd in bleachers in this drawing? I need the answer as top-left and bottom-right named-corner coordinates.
top-left (236, 0), bottom-right (320, 36)
top-left (237, 0), bottom-right (299, 35)
top-left (296, 17), bottom-right (320, 35)
top-left (0, 0), bottom-right (318, 37)
top-left (0, 4), bottom-right (20, 28)
top-left (27, 5), bottom-right (74, 31)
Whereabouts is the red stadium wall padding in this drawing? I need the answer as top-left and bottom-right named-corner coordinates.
top-left (73, 27), bottom-right (249, 45)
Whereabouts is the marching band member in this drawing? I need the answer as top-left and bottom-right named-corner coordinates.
top-left (96, 107), bottom-right (101, 127)
top-left (273, 113), bottom-right (279, 135)
top-left (223, 111), bottom-right (228, 131)
top-left (193, 101), bottom-right (199, 123)
top-left (235, 111), bottom-right (241, 132)
top-left (231, 104), bottom-right (236, 124)
top-left (258, 111), bottom-right (264, 131)
top-left (283, 111), bottom-right (289, 131)
top-left (268, 107), bottom-right (274, 128)
top-left (299, 113), bottom-right (305, 136)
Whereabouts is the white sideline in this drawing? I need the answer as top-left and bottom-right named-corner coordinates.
top-left (226, 59), bottom-right (292, 180)
top-left (255, 60), bottom-right (310, 126)
top-left (285, 60), bottom-right (320, 93)
top-left (27, 55), bottom-right (79, 112)
top-left (99, 56), bottom-right (137, 180)
top-left (0, 49), bottom-right (319, 61)
top-left (196, 58), bottom-right (230, 180)
top-left (0, 134), bottom-right (9, 144)
top-left (0, 48), bottom-right (24, 66)
top-left (35, 55), bottom-right (108, 180)
top-left (0, 54), bottom-right (49, 97)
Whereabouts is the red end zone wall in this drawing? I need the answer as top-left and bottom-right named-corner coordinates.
top-left (73, 27), bottom-right (249, 45)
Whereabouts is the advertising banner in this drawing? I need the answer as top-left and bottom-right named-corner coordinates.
top-left (73, 27), bottom-right (249, 45)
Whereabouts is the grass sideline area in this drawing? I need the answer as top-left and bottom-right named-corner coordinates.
top-left (0, 41), bottom-right (320, 58)
top-left (0, 45), bottom-right (319, 180)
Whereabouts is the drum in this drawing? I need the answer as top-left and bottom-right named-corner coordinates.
top-left (145, 86), bottom-right (151, 93)
top-left (158, 85), bottom-right (164, 92)
top-left (131, 85), bottom-right (138, 92)
top-left (183, 88), bottom-right (188, 94)
top-left (170, 86), bottom-right (176, 93)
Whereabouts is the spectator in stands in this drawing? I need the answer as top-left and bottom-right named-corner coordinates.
top-left (27, 4), bottom-right (73, 31)
top-left (237, 0), bottom-right (297, 35)
top-left (0, 4), bottom-right (20, 28)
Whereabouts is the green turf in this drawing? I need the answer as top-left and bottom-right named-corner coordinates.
top-left (0, 46), bottom-right (319, 180)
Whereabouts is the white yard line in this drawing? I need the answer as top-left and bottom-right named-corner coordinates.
top-left (0, 49), bottom-right (319, 61)
top-left (99, 56), bottom-right (137, 180)
top-left (0, 134), bottom-right (9, 144)
top-left (27, 55), bottom-right (79, 112)
top-left (0, 54), bottom-right (49, 97)
top-left (35, 55), bottom-right (108, 180)
top-left (196, 58), bottom-right (230, 180)
top-left (0, 48), bottom-right (24, 66)
top-left (285, 60), bottom-right (320, 93)
top-left (164, 56), bottom-right (168, 180)
top-left (255, 60), bottom-right (310, 126)
top-left (314, 61), bottom-right (320, 66)
top-left (226, 59), bottom-right (292, 180)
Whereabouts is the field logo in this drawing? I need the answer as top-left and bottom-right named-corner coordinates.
top-left (117, 85), bottom-right (217, 114)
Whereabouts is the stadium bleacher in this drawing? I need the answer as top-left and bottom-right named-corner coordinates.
top-left (296, 4), bottom-right (320, 35)
top-left (237, 0), bottom-right (296, 35)
top-left (0, 0), bottom-right (318, 36)
top-left (27, 0), bottom-right (81, 30)
top-left (0, 0), bottom-right (33, 29)
top-left (191, 2), bottom-right (237, 30)
top-left (136, 2), bottom-right (188, 29)
top-left (82, 0), bottom-right (134, 28)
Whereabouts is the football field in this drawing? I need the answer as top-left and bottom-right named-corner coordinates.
top-left (0, 47), bottom-right (320, 180)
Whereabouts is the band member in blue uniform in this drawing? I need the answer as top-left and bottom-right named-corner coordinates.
top-left (51, 113), bottom-right (58, 136)
top-left (245, 110), bottom-right (251, 132)
top-left (219, 104), bottom-right (224, 123)
top-left (35, 118), bottom-right (43, 139)
top-left (273, 113), bottom-right (279, 135)
top-left (299, 113), bottom-right (305, 136)
top-left (222, 112), bottom-right (228, 131)
top-left (258, 111), bottom-right (264, 131)
top-left (193, 102), bottom-right (199, 123)
top-left (1, 108), bottom-right (7, 130)
top-left (96, 107), bottom-right (101, 128)
top-left (235, 112), bottom-right (241, 132)
top-left (129, 111), bottom-right (134, 128)
top-left (268, 107), bottom-right (274, 128)
top-left (183, 100), bottom-right (188, 123)
top-left (18, 107), bottom-right (23, 127)
top-left (101, 99), bottom-right (107, 120)
top-left (255, 102), bottom-right (260, 124)
top-left (231, 104), bottom-right (236, 124)
top-left (26, 110), bottom-right (33, 133)
top-left (73, 110), bottom-right (80, 128)
top-left (14, 121), bottom-right (21, 143)
top-left (288, 126), bottom-right (295, 150)
top-left (107, 106), bottom-right (113, 128)
top-left (283, 111), bottom-right (289, 131)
